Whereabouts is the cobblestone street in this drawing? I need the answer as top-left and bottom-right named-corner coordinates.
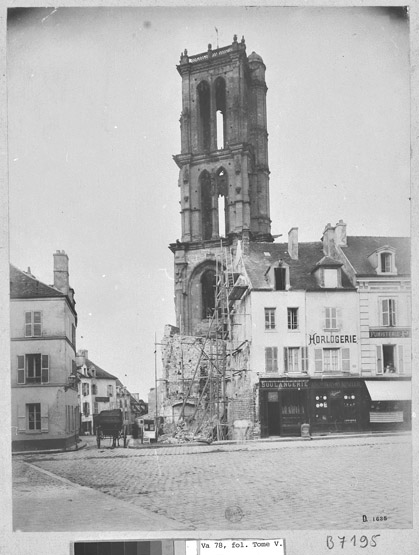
top-left (13, 434), bottom-right (412, 531)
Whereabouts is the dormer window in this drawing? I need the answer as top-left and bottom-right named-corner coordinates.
top-left (275, 267), bottom-right (286, 290)
top-left (369, 246), bottom-right (397, 275)
top-left (380, 252), bottom-right (394, 273)
top-left (312, 257), bottom-right (343, 288)
top-left (323, 268), bottom-right (339, 288)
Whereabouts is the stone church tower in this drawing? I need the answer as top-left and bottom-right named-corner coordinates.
top-left (170, 36), bottom-right (272, 335)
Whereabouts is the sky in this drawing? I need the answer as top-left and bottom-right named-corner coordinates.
top-left (7, 6), bottom-right (410, 400)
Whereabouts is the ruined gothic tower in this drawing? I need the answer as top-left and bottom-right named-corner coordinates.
top-left (170, 36), bottom-right (272, 335)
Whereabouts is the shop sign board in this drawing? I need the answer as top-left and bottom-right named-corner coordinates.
top-left (312, 380), bottom-right (363, 389)
top-left (369, 328), bottom-right (411, 338)
top-left (308, 333), bottom-right (357, 345)
top-left (95, 396), bottom-right (110, 402)
top-left (260, 379), bottom-right (309, 389)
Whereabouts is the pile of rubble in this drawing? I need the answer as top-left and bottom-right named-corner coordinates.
top-left (161, 420), bottom-right (214, 444)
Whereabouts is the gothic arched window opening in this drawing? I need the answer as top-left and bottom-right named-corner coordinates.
top-left (215, 77), bottom-right (227, 150)
top-left (217, 168), bottom-right (229, 237)
top-left (201, 269), bottom-right (216, 319)
top-left (200, 171), bottom-right (212, 240)
top-left (197, 80), bottom-right (211, 151)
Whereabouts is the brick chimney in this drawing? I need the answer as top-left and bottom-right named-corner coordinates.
top-left (288, 227), bottom-right (298, 260)
top-left (335, 219), bottom-right (347, 247)
top-left (53, 250), bottom-right (69, 295)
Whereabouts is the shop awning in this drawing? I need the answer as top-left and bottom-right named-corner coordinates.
top-left (365, 380), bottom-right (411, 401)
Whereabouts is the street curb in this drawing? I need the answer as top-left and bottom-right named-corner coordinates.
top-left (12, 441), bottom-right (88, 457)
top-left (12, 430), bottom-right (411, 456)
top-left (124, 430), bottom-right (411, 450)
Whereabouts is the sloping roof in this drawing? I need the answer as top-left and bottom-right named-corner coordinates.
top-left (342, 236), bottom-right (410, 275)
top-left (10, 264), bottom-right (65, 299)
top-left (84, 358), bottom-right (118, 381)
top-left (243, 242), bottom-right (354, 291)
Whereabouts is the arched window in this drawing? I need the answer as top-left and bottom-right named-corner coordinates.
top-left (215, 77), bottom-right (226, 150)
top-left (201, 269), bottom-right (216, 318)
top-left (197, 81), bottom-right (211, 151)
top-left (216, 167), bottom-right (229, 237)
top-left (200, 171), bottom-right (212, 240)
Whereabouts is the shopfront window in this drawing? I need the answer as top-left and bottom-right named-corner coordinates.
top-left (314, 393), bottom-right (329, 423)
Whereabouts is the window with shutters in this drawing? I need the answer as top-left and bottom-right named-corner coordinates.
top-left (381, 298), bottom-right (396, 327)
top-left (25, 311), bottom-right (42, 337)
top-left (27, 403), bottom-right (41, 431)
top-left (83, 402), bottom-right (90, 417)
top-left (323, 349), bottom-right (339, 373)
top-left (82, 382), bottom-right (90, 396)
top-left (92, 384), bottom-right (97, 395)
top-left (314, 348), bottom-right (350, 375)
top-left (72, 324), bottom-right (76, 347)
top-left (107, 384), bottom-right (114, 397)
top-left (20, 354), bottom-right (49, 384)
top-left (376, 344), bottom-right (402, 374)
top-left (93, 402), bottom-right (98, 414)
top-left (324, 307), bottom-right (340, 330)
top-left (283, 346), bottom-right (309, 373)
top-left (265, 308), bottom-right (276, 330)
top-left (284, 347), bottom-right (300, 373)
top-left (287, 307), bottom-right (299, 330)
top-left (265, 347), bottom-right (278, 373)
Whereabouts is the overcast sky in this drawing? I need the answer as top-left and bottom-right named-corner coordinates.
top-left (7, 6), bottom-right (410, 400)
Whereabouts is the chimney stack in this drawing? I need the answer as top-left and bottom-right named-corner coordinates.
top-left (322, 223), bottom-right (337, 257)
top-left (335, 219), bottom-right (347, 247)
top-left (53, 250), bottom-right (69, 295)
top-left (288, 227), bottom-right (298, 260)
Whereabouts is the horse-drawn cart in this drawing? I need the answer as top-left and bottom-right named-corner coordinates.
top-left (95, 409), bottom-right (127, 448)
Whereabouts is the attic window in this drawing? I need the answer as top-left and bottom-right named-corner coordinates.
top-left (380, 252), bottom-right (394, 273)
top-left (324, 268), bottom-right (339, 288)
top-left (274, 267), bottom-right (286, 291)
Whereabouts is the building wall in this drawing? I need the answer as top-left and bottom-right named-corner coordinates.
top-left (11, 296), bottom-right (78, 450)
top-left (305, 290), bottom-right (360, 376)
top-left (249, 290), bottom-right (307, 377)
top-left (358, 279), bottom-right (411, 376)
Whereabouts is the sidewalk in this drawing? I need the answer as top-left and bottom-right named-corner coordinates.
top-left (13, 460), bottom-right (189, 532)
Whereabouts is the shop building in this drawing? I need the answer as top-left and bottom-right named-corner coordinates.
top-left (328, 227), bottom-right (412, 430)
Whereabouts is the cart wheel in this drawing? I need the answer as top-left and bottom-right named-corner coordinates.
top-left (123, 426), bottom-right (127, 448)
top-left (97, 433), bottom-right (101, 448)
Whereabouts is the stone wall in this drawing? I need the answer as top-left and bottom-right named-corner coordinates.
top-left (160, 324), bottom-right (257, 438)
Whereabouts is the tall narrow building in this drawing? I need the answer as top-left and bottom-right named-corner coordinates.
top-left (171, 36), bottom-right (272, 335)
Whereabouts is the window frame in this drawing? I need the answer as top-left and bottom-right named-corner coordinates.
top-left (27, 403), bottom-right (41, 431)
top-left (287, 307), bottom-right (299, 330)
top-left (25, 311), bottom-right (42, 337)
top-left (264, 307), bottom-right (276, 331)
top-left (323, 268), bottom-right (339, 288)
top-left (324, 307), bottom-right (341, 331)
top-left (314, 348), bottom-right (350, 375)
top-left (381, 298), bottom-right (397, 327)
